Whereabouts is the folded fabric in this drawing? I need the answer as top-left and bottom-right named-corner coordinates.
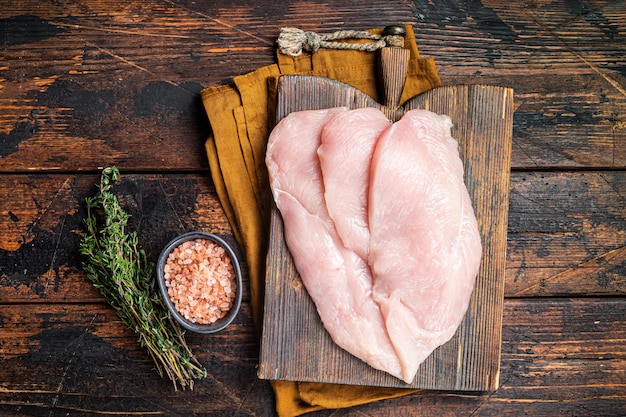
top-left (201, 25), bottom-right (441, 416)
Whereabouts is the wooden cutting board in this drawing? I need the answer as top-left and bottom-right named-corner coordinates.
top-left (258, 47), bottom-right (513, 390)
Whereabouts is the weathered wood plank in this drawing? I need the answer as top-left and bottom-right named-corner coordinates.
top-left (1, 171), bottom-right (624, 303)
top-left (410, 0), bottom-right (626, 169)
top-left (435, 73), bottom-right (626, 169)
top-left (1, 1), bottom-right (624, 171)
top-left (506, 171), bottom-right (626, 297)
top-left (1, 298), bottom-right (624, 416)
top-left (0, 0), bottom-right (418, 172)
top-left (0, 302), bottom-right (276, 416)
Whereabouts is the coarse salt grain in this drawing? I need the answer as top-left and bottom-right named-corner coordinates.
top-left (163, 238), bottom-right (237, 325)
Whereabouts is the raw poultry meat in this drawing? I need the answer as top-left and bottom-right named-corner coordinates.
top-left (265, 106), bottom-right (482, 384)
top-left (368, 109), bottom-right (483, 383)
top-left (266, 107), bottom-right (403, 380)
top-left (317, 107), bottom-right (391, 260)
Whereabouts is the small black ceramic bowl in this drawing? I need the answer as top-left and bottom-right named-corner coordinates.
top-left (156, 231), bottom-right (242, 334)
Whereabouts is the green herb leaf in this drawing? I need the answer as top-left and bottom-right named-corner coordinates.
top-left (79, 166), bottom-right (207, 390)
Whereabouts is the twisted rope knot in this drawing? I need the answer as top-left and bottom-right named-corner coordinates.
top-left (303, 31), bottom-right (322, 54)
top-left (277, 27), bottom-right (403, 57)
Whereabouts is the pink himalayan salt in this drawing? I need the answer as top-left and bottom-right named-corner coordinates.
top-left (163, 238), bottom-right (237, 325)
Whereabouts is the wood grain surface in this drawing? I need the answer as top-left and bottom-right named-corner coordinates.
top-left (1, 0), bottom-right (625, 416)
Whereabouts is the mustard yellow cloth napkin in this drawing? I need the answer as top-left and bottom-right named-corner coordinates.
top-left (201, 25), bottom-right (441, 416)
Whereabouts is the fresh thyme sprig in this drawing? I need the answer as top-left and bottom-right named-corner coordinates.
top-left (79, 166), bottom-right (207, 390)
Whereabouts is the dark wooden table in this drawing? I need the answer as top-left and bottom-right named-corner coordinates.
top-left (1, 1), bottom-right (625, 416)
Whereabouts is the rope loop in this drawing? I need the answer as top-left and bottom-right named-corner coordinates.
top-left (277, 27), bottom-right (403, 57)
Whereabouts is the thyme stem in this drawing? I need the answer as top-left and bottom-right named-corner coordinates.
top-left (79, 167), bottom-right (207, 390)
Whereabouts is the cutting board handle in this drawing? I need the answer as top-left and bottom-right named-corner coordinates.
top-left (378, 25), bottom-right (410, 110)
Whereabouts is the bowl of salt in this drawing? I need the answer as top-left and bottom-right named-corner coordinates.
top-left (157, 231), bottom-right (242, 334)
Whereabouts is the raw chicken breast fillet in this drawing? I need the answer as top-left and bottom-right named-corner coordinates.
top-left (266, 106), bottom-right (482, 384)
top-left (266, 107), bottom-right (403, 380)
top-left (318, 107), bottom-right (391, 260)
top-left (368, 109), bottom-right (482, 383)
